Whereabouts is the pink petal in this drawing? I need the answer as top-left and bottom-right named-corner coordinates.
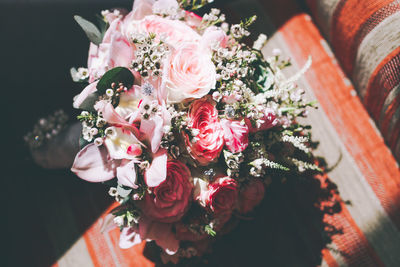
top-left (71, 143), bottom-right (117, 182)
top-left (73, 81), bottom-right (98, 109)
top-left (140, 115), bottom-right (163, 153)
top-left (116, 160), bottom-right (138, 189)
top-left (130, 0), bottom-right (155, 20)
top-left (119, 227), bottom-right (142, 249)
top-left (144, 149), bottom-right (167, 187)
top-left (108, 30), bottom-right (134, 69)
top-left (96, 100), bottom-right (140, 137)
top-left (201, 26), bottom-right (228, 49)
top-left (87, 44), bottom-right (99, 83)
top-left (221, 119), bottom-right (249, 153)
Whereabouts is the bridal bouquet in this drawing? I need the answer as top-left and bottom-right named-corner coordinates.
top-left (71, 0), bottom-right (318, 263)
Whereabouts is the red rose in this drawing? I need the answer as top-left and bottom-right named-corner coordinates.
top-left (141, 160), bottom-right (192, 223)
top-left (184, 97), bottom-right (224, 166)
top-left (238, 179), bottom-right (265, 214)
top-left (204, 177), bottom-right (238, 215)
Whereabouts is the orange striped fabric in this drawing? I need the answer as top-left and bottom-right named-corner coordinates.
top-left (82, 202), bottom-right (155, 267)
top-left (306, 0), bottom-right (400, 162)
top-left (274, 11), bottom-right (400, 266)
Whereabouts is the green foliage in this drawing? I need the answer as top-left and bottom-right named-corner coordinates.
top-left (74, 15), bottom-right (102, 45)
top-left (76, 92), bottom-right (99, 112)
top-left (241, 15), bottom-right (257, 29)
top-left (204, 225), bottom-right (216, 237)
top-left (96, 67), bottom-right (135, 94)
top-left (79, 135), bottom-right (91, 149)
top-left (179, 0), bottom-right (212, 11)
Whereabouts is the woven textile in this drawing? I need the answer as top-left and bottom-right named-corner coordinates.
top-left (307, 0), bottom-right (400, 162)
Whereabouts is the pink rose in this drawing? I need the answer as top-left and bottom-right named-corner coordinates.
top-left (239, 179), bottom-right (265, 214)
top-left (124, 15), bottom-right (200, 49)
top-left (202, 177), bottom-right (238, 215)
top-left (185, 11), bottom-right (203, 29)
top-left (184, 97), bottom-right (224, 165)
top-left (88, 18), bottom-right (134, 82)
top-left (201, 26), bottom-right (228, 49)
top-left (165, 43), bottom-right (216, 103)
top-left (141, 160), bottom-right (192, 223)
top-left (221, 119), bottom-right (249, 153)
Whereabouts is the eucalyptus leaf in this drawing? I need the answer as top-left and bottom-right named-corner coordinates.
top-left (74, 15), bottom-right (102, 45)
top-left (97, 67), bottom-right (135, 94)
top-left (79, 135), bottom-right (91, 149)
top-left (95, 14), bottom-right (109, 39)
top-left (117, 184), bottom-right (133, 198)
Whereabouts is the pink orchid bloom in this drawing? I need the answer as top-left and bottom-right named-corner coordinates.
top-left (144, 148), bottom-right (168, 187)
top-left (71, 143), bottom-right (119, 182)
top-left (72, 144), bottom-right (139, 188)
top-left (95, 100), bottom-right (140, 137)
top-left (129, 83), bottom-right (171, 154)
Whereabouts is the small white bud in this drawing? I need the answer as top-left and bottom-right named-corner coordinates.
top-left (212, 91), bottom-right (222, 102)
top-left (272, 48), bottom-right (281, 56)
top-left (90, 128), bottom-right (98, 136)
top-left (105, 127), bottom-right (117, 139)
top-left (94, 137), bottom-right (103, 146)
top-left (106, 89), bottom-right (114, 97)
top-left (108, 187), bottom-right (117, 196)
top-left (96, 118), bottom-right (106, 128)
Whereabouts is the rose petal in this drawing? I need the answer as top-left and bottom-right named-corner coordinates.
top-left (201, 26), bottom-right (228, 49)
top-left (130, 0), bottom-right (155, 20)
top-left (221, 119), bottom-right (249, 153)
top-left (71, 143), bottom-right (117, 182)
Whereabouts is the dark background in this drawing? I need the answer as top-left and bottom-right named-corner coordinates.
top-left (2, 1), bottom-right (333, 267)
top-left (2, 1), bottom-right (134, 266)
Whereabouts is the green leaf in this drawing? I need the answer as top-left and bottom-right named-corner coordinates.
top-left (97, 67), bottom-right (135, 94)
top-left (70, 67), bottom-right (80, 82)
top-left (76, 92), bottom-right (99, 112)
top-left (95, 14), bottom-right (109, 39)
top-left (74, 15), bottom-right (102, 45)
top-left (79, 135), bottom-right (91, 149)
top-left (117, 184), bottom-right (132, 198)
top-left (204, 225), bottom-right (216, 237)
